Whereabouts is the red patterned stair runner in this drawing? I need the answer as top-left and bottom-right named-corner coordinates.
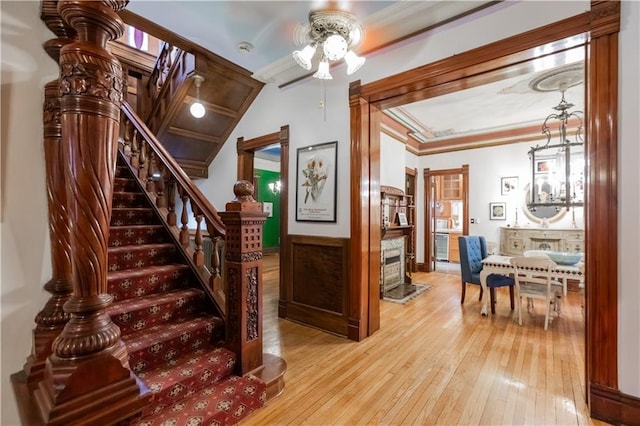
top-left (107, 158), bottom-right (266, 425)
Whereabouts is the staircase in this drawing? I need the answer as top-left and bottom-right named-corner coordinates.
top-left (108, 157), bottom-right (265, 425)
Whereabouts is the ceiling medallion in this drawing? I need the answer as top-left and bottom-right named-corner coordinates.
top-left (529, 62), bottom-right (584, 93)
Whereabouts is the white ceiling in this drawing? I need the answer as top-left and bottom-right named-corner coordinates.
top-left (125, 1), bottom-right (497, 87)
top-left (125, 1), bottom-right (585, 146)
top-left (390, 56), bottom-right (585, 143)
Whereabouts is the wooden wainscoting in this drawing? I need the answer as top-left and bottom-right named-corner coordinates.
top-left (281, 235), bottom-right (350, 337)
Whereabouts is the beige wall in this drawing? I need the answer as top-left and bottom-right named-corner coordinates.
top-left (1, 1), bottom-right (59, 423)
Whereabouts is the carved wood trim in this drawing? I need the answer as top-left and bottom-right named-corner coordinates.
top-left (350, 7), bottom-right (621, 422)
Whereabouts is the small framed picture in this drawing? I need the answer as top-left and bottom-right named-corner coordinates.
top-left (535, 159), bottom-right (550, 173)
top-left (396, 212), bottom-right (409, 226)
top-left (296, 141), bottom-right (338, 222)
top-left (501, 176), bottom-right (518, 195)
top-left (489, 202), bottom-right (507, 220)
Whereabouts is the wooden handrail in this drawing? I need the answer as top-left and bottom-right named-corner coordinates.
top-left (120, 102), bottom-right (226, 313)
top-left (122, 102), bottom-right (225, 236)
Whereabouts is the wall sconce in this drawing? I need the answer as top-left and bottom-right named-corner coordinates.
top-left (190, 75), bottom-right (205, 118)
top-left (268, 180), bottom-right (282, 194)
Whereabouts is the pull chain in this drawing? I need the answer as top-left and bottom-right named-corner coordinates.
top-left (319, 79), bottom-right (326, 122)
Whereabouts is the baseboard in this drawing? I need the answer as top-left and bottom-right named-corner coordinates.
top-left (590, 383), bottom-right (640, 426)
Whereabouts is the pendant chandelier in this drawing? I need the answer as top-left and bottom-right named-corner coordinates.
top-left (527, 64), bottom-right (584, 213)
top-left (292, 3), bottom-right (365, 80)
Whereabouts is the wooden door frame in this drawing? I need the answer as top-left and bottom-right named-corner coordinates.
top-left (349, 3), bottom-right (620, 421)
top-left (405, 167), bottom-right (417, 273)
top-left (423, 166), bottom-right (469, 273)
top-left (237, 125), bottom-right (290, 316)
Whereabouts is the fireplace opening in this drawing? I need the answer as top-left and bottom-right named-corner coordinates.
top-left (381, 237), bottom-right (405, 293)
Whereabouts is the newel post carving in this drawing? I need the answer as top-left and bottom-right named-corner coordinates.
top-left (219, 181), bottom-right (268, 375)
top-left (22, 0), bottom-right (77, 386)
top-left (33, 1), bottom-right (149, 423)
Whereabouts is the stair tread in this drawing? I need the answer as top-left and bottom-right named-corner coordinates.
top-left (137, 346), bottom-right (239, 410)
top-left (123, 315), bottom-right (221, 346)
top-left (110, 224), bottom-right (164, 230)
top-left (124, 315), bottom-right (224, 374)
top-left (135, 374), bottom-right (266, 426)
top-left (108, 242), bottom-right (176, 252)
top-left (108, 263), bottom-right (189, 280)
top-left (112, 207), bottom-right (153, 211)
top-left (108, 288), bottom-right (203, 315)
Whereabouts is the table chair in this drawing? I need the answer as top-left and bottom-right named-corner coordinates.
top-left (459, 236), bottom-right (515, 314)
top-left (510, 256), bottom-right (563, 330)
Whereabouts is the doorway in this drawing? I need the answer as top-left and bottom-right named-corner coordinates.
top-left (349, 7), bottom-right (619, 419)
top-left (424, 167), bottom-right (469, 273)
top-left (236, 125), bottom-right (290, 314)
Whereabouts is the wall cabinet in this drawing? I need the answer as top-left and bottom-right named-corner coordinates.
top-left (500, 227), bottom-right (584, 256)
top-left (439, 174), bottom-right (462, 200)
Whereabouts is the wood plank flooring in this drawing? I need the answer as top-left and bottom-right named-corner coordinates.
top-left (244, 253), bottom-right (606, 425)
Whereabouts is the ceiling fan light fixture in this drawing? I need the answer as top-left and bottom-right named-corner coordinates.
top-left (344, 50), bottom-right (365, 75)
top-left (294, 4), bottom-right (365, 79)
top-left (292, 44), bottom-right (316, 70)
top-left (313, 60), bottom-right (332, 80)
top-left (323, 34), bottom-right (347, 61)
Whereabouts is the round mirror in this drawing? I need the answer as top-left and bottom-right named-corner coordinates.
top-left (522, 183), bottom-right (567, 223)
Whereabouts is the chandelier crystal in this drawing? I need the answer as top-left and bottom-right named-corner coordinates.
top-left (293, 4), bottom-right (365, 79)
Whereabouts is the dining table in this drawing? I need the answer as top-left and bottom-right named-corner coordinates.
top-left (479, 254), bottom-right (585, 316)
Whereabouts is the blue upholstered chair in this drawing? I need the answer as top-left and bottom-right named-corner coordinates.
top-left (458, 235), bottom-right (515, 314)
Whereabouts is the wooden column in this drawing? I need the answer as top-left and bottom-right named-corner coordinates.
top-left (22, 0), bottom-right (77, 386)
top-left (219, 181), bottom-right (268, 375)
top-left (586, 0), bottom-right (621, 421)
top-left (33, 1), bottom-right (149, 423)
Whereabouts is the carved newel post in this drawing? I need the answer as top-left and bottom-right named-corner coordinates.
top-left (22, 0), bottom-right (77, 386)
top-left (34, 1), bottom-right (149, 423)
top-left (219, 181), bottom-right (268, 375)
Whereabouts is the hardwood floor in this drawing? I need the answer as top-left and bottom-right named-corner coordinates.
top-left (245, 253), bottom-right (605, 425)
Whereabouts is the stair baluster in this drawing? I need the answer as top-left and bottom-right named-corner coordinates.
top-left (146, 150), bottom-right (157, 193)
top-left (130, 129), bottom-right (140, 168)
top-left (155, 165), bottom-right (166, 208)
top-left (193, 212), bottom-right (205, 267)
top-left (138, 137), bottom-right (149, 182)
top-left (179, 186), bottom-right (191, 246)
